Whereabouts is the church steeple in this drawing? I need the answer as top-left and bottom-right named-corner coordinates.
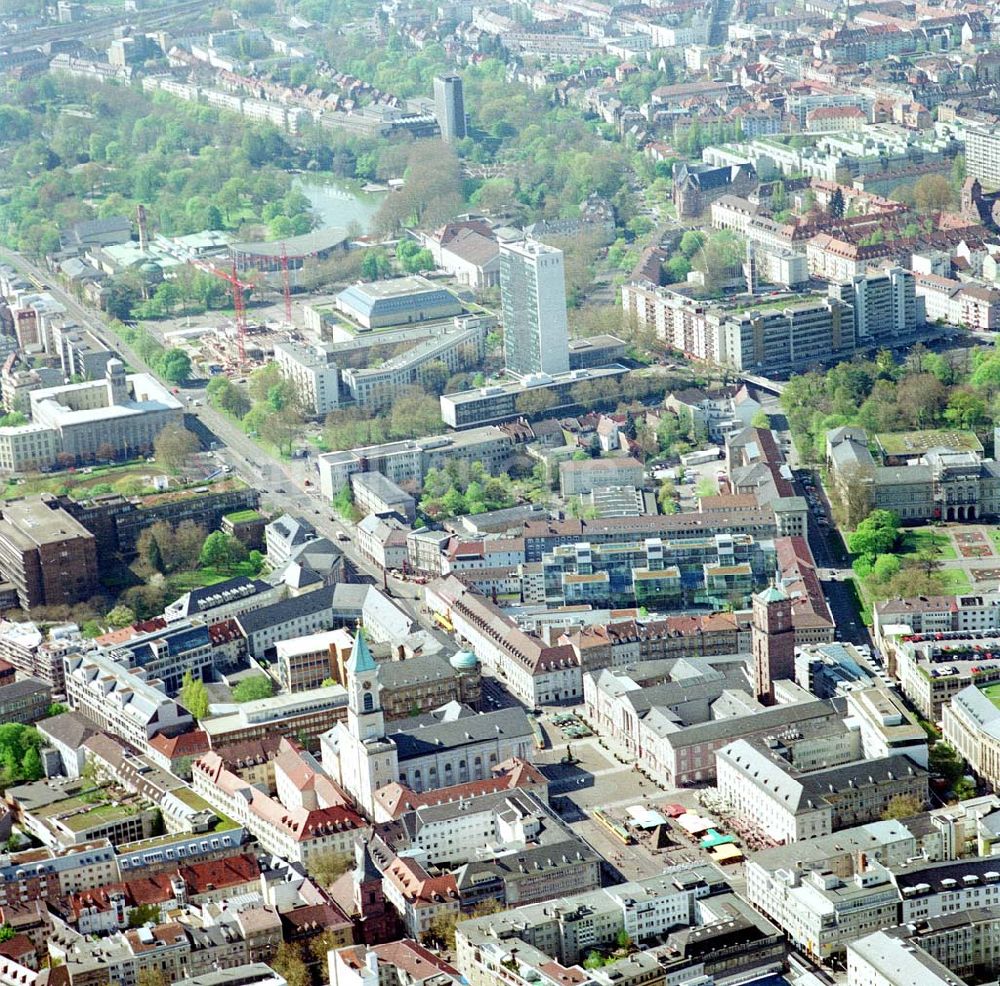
top-left (347, 627), bottom-right (385, 742)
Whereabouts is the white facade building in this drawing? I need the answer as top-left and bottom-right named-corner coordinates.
top-left (500, 240), bottom-right (569, 378)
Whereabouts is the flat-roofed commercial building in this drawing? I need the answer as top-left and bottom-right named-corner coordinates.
top-left (335, 276), bottom-right (462, 330)
top-left (441, 364), bottom-right (630, 429)
top-left (0, 496), bottom-right (99, 610)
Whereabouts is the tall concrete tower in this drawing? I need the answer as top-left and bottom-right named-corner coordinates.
top-left (500, 239), bottom-right (570, 378)
top-left (433, 74), bottom-right (467, 142)
top-left (752, 582), bottom-right (795, 705)
top-left (105, 358), bottom-right (128, 406)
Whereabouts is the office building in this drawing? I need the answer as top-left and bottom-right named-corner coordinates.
top-left (63, 649), bottom-right (193, 752)
top-left (350, 471), bottom-right (416, 522)
top-left (848, 930), bottom-right (969, 986)
top-left (716, 741), bottom-right (928, 844)
top-left (829, 267), bottom-right (917, 343)
top-left (441, 364), bottom-right (629, 428)
top-left (29, 360), bottom-right (184, 464)
top-left (341, 315), bottom-right (489, 411)
top-left (273, 342), bottom-right (339, 417)
top-left (500, 240), bottom-right (569, 378)
top-left (433, 74), bottom-right (467, 142)
top-left (316, 427), bottom-right (513, 500)
top-left (966, 127), bottom-right (1000, 190)
top-left (0, 497), bottom-right (99, 610)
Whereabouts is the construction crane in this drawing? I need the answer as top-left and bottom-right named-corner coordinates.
top-left (191, 258), bottom-right (254, 366)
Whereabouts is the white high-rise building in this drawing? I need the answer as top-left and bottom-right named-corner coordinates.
top-left (500, 239), bottom-right (570, 378)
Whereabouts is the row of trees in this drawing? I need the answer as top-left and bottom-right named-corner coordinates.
top-left (207, 366), bottom-right (304, 457)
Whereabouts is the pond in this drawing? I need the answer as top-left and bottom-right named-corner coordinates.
top-left (294, 175), bottom-right (387, 233)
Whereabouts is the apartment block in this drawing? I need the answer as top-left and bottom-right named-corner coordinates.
top-left (967, 127), bottom-right (1000, 190)
top-left (273, 342), bottom-right (339, 417)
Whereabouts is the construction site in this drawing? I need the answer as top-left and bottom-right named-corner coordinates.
top-left (128, 203), bottom-right (356, 375)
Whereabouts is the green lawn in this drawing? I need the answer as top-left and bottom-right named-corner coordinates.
top-left (981, 682), bottom-right (1000, 709)
top-left (165, 560), bottom-right (262, 594)
top-left (1, 461), bottom-right (173, 501)
top-left (899, 528), bottom-right (957, 561)
top-left (224, 509), bottom-right (264, 524)
top-left (988, 529), bottom-right (1000, 552)
top-left (937, 568), bottom-right (973, 593)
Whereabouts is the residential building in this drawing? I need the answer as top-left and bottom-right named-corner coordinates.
top-left (874, 592), bottom-right (1000, 640)
top-left (273, 342), bottom-right (339, 417)
top-left (500, 240), bottom-right (569, 378)
top-left (335, 277), bottom-right (462, 330)
top-left (719, 297), bottom-right (854, 375)
top-left (664, 385), bottom-right (761, 442)
top-left (540, 531), bottom-right (776, 610)
top-left (63, 649), bottom-right (193, 752)
top-left (331, 941), bottom-right (461, 986)
top-left (191, 745), bottom-right (366, 867)
top-left (264, 514), bottom-right (317, 568)
top-left (454, 865), bottom-right (780, 986)
top-left (966, 127), bottom-right (1000, 190)
top-left (0, 497), bottom-right (98, 611)
top-left (0, 840), bottom-right (120, 908)
top-left (433, 74), bottom-right (466, 142)
top-left (828, 267), bottom-right (917, 344)
top-left (356, 514), bottom-right (409, 571)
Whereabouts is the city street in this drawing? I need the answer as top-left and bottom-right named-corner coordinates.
top-left (0, 246), bottom-right (430, 620)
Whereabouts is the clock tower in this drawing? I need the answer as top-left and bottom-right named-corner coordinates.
top-left (347, 627), bottom-right (385, 742)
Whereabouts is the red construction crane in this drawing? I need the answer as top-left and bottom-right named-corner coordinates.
top-left (191, 258), bottom-right (254, 366)
top-left (280, 242), bottom-right (292, 327)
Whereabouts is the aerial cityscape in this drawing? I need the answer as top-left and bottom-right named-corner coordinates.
top-left (5, 1), bottom-right (1000, 985)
